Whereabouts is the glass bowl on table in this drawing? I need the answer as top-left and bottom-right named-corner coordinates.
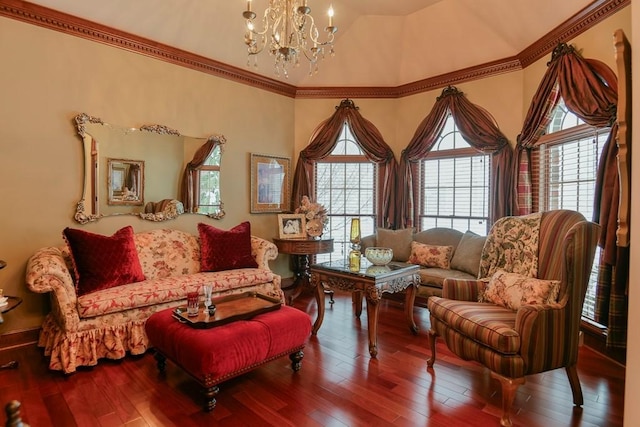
top-left (364, 247), bottom-right (393, 266)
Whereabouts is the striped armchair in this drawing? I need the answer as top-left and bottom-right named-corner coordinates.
top-left (426, 210), bottom-right (600, 427)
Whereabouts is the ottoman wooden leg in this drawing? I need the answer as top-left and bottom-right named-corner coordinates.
top-left (154, 352), bottom-right (166, 373)
top-left (203, 385), bottom-right (219, 412)
top-left (289, 350), bottom-right (304, 372)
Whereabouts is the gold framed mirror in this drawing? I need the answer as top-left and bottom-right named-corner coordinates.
top-left (74, 113), bottom-right (225, 223)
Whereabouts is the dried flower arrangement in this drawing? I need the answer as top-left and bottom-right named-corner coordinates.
top-left (295, 196), bottom-right (327, 236)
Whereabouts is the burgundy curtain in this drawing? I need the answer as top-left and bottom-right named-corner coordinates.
top-left (180, 135), bottom-right (225, 213)
top-left (397, 86), bottom-right (515, 229)
top-left (125, 164), bottom-right (140, 196)
top-left (291, 99), bottom-right (398, 228)
top-left (514, 42), bottom-right (626, 349)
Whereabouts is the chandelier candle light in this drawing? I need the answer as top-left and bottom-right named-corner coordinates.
top-left (243, 0), bottom-right (337, 77)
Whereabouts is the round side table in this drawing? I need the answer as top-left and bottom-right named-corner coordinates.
top-left (273, 237), bottom-right (334, 305)
top-left (0, 296), bottom-right (22, 369)
top-left (1, 259), bottom-right (22, 369)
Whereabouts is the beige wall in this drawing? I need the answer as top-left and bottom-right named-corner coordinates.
top-left (0, 18), bottom-right (294, 332)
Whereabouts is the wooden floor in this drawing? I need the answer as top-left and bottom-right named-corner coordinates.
top-left (0, 291), bottom-right (626, 426)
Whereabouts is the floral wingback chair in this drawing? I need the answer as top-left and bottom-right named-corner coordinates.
top-left (426, 210), bottom-right (600, 427)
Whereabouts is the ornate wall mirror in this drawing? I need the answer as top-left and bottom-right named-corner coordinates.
top-left (74, 113), bottom-right (225, 223)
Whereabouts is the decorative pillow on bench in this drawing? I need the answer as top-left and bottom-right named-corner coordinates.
top-left (480, 270), bottom-right (560, 311)
top-left (63, 225), bottom-right (145, 296)
top-left (376, 228), bottom-right (414, 261)
top-left (408, 241), bottom-right (453, 269)
top-left (450, 230), bottom-right (486, 276)
top-left (198, 221), bottom-right (258, 272)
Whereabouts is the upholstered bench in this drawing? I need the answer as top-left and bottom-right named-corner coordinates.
top-left (145, 305), bottom-right (312, 411)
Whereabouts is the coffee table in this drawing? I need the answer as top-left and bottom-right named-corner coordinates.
top-left (146, 293), bottom-right (311, 411)
top-left (310, 260), bottom-right (420, 357)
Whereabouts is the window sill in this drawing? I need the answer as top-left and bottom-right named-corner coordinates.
top-left (581, 318), bottom-right (626, 366)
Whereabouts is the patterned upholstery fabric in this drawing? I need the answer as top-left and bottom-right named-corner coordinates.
top-left (25, 228), bottom-right (282, 373)
top-left (427, 210), bottom-right (601, 425)
top-left (479, 212), bottom-right (542, 279)
top-left (480, 270), bottom-right (560, 311)
top-left (408, 241), bottom-right (453, 268)
top-left (77, 270), bottom-right (275, 319)
top-left (428, 298), bottom-right (519, 354)
top-left (429, 210), bottom-right (599, 374)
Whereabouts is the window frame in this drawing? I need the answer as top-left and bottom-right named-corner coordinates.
top-left (193, 145), bottom-right (222, 215)
top-left (532, 108), bottom-right (609, 327)
top-left (414, 116), bottom-right (491, 234)
top-left (313, 123), bottom-right (379, 262)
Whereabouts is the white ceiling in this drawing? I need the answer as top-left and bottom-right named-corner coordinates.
top-left (27, 0), bottom-right (594, 87)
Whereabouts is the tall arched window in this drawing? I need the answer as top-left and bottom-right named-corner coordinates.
top-left (417, 115), bottom-right (490, 234)
top-left (315, 122), bottom-right (377, 262)
top-left (533, 98), bottom-right (609, 322)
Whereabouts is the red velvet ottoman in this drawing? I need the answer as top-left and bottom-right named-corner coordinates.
top-left (145, 305), bottom-right (312, 411)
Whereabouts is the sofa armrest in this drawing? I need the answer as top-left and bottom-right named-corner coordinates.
top-left (251, 236), bottom-right (278, 270)
top-left (441, 278), bottom-right (487, 301)
top-left (515, 303), bottom-right (569, 372)
top-left (25, 247), bottom-right (80, 332)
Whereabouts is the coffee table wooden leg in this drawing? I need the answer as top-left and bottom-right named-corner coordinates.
top-left (404, 284), bottom-right (419, 334)
top-left (312, 275), bottom-right (325, 335)
top-left (154, 352), bottom-right (166, 373)
top-left (353, 290), bottom-right (363, 318)
top-left (203, 385), bottom-right (219, 412)
top-left (365, 295), bottom-right (380, 358)
top-left (289, 350), bottom-right (304, 371)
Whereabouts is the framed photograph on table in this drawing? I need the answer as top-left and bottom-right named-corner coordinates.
top-left (250, 153), bottom-right (291, 213)
top-left (278, 214), bottom-right (307, 239)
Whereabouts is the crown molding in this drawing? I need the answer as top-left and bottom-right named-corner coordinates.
top-left (0, 0), bottom-right (297, 97)
top-left (517, 0), bottom-right (629, 67)
top-left (0, 0), bottom-right (629, 99)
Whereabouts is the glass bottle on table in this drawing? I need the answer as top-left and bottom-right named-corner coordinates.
top-left (348, 218), bottom-right (361, 271)
top-left (202, 284), bottom-right (215, 315)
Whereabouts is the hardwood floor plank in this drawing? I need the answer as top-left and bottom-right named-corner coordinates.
top-left (0, 291), bottom-right (626, 426)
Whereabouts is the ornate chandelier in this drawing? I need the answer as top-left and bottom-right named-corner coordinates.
top-left (243, 0), bottom-right (337, 78)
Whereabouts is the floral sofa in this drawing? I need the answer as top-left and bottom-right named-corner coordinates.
top-left (26, 226), bottom-right (283, 373)
top-left (361, 227), bottom-right (487, 302)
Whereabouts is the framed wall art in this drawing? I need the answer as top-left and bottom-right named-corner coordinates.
top-left (250, 153), bottom-right (290, 213)
top-left (107, 158), bottom-right (144, 206)
top-left (277, 214), bottom-right (307, 239)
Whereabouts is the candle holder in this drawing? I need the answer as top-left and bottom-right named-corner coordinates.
top-left (348, 218), bottom-right (361, 271)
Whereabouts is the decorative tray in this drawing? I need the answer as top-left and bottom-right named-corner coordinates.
top-left (172, 292), bottom-right (282, 329)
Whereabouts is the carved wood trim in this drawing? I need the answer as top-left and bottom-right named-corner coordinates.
top-left (0, 0), bottom-right (629, 99)
top-left (518, 0), bottom-right (629, 67)
top-left (614, 29), bottom-right (631, 248)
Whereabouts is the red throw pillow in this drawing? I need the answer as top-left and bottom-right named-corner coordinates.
top-left (198, 222), bottom-right (258, 272)
top-left (63, 226), bottom-right (145, 296)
